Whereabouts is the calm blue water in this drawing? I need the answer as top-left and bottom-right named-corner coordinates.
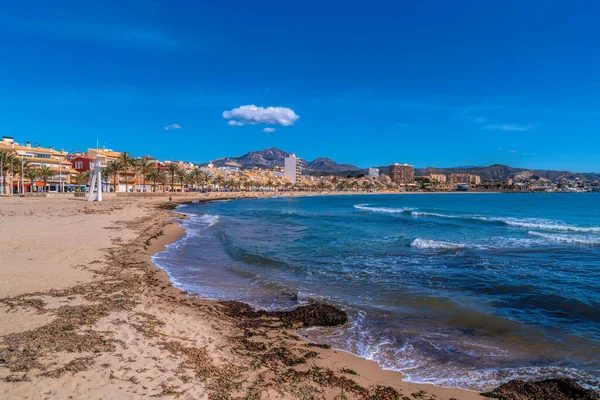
top-left (152, 193), bottom-right (600, 391)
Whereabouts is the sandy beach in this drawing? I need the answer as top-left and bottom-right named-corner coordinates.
top-left (0, 193), bottom-right (483, 400)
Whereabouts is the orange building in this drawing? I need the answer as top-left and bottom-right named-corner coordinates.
top-left (0, 136), bottom-right (74, 193)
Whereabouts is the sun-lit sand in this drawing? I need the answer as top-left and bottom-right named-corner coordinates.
top-left (0, 193), bottom-right (482, 399)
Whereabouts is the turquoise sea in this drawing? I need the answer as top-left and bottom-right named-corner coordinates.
top-left (152, 193), bottom-right (600, 391)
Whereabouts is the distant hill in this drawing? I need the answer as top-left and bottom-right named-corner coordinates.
top-left (212, 148), bottom-right (291, 169)
top-left (375, 164), bottom-right (600, 181)
top-left (415, 164), bottom-right (526, 181)
top-left (210, 148), bottom-right (600, 181)
top-left (304, 157), bottom-right (361, 173)
top-left (211, 148), bottom-right (361, 174)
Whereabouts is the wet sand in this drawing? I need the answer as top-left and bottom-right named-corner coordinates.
top-left (0, 193), bottom-right (483, 399)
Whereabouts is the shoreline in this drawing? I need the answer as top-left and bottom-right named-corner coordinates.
top-left (154, 193), bottom-right (600, 395)
top-left (148, 197), bottom-right (484, 399)
top-left (2, 194), bottom-right (598, 399)
top-left (14, 194), bottom-right (600, 398)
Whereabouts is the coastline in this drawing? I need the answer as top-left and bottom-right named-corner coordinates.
top-left (1, 194), bottom-right (482, 399)
top-left (148, 196), bottom-right (484, 399)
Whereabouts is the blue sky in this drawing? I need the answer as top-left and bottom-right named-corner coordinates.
top-left (1, 1), bottom-right (599, 171)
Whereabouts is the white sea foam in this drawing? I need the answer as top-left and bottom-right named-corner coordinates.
top-left (196, 213), bottom-right (220, 227)
top-left (354, 203), bottom-right (416, 213)
top-left (410, 238), bottom-right (466, 250)
top-left (497, 218), bottom-right (600, 233)
top-left (411, 211), bottom-right (456, 218)
top-left (409, 211), bottom-right (600, 233)
top-left (528, 231), bottom-right (600, 246)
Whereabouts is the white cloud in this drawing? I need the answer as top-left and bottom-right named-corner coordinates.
top-left (485, 123), bottom-right (537, 131)
top-left (163, 123), bottom-right (181, 131)
top-left (223, 105), bottom-right (299, 126)
top-left (262, 127), bottom-right (276, 133)
top-left (227, 120), bottom-right (244, 126)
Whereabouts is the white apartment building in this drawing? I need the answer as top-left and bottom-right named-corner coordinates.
top-left (368, 167), bottom-right (380, 178)
top-left (284, 154), bottom-right (302, 184)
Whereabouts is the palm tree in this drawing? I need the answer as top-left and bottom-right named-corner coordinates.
top-left (103, 163), bottom-right (115, 191)
top-left (0, 150), bottom-right (19, 194)
top-left (166, 163), bottom-right (180, 192)
top-left (74, 171), bottom-right (89, 192)
top-left (37, 166), bottom-right (53, 192)
top-left (146, 169), bottom-right (162, 192)
top-left (189, 168), bottom-right (207, 191)
top-left (201, 170), bottom-right (211, 188)
top-left (157, 171), bottom-right (168, 192)
top-left (24, 167), bottom-right (38, 193)
top-left (137, 159), bottom-right (155, 192)
top-left (117, 152), bottom-right (137, 193)
top-left (105, 160), bottom-right (124, 192)
top-left (176, 168), bottom-right (188, 192)
top-left (213, 175), bottom-right (224, 191)
top-left (331, 176), bottom-right (339, 190)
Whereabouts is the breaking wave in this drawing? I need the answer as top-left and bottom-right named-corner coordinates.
top-left (528, 231), bottom-right (600, 246)
top-left (410, 211), bottom-right (600, 233)
top-left (410, 238), bottom-right (466, 250)
top-left (196, 213), bottom-right (220, 228)
top-left (354, 204), bottom-right (416, 213)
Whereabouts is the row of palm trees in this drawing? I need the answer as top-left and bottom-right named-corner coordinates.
top-left (101, 153), bottom-right (217, 193)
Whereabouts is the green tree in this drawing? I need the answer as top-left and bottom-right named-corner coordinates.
top-left (37, 166), bottom-right (53, 192)
top-left (189, 168), bottom-right (208, 191)
top-left (157, 171), bottom-right (168, 192)
top-left (176, 168), bottom-right (188, 192)
top-left (105, 160), bottom-right (124, 192)
top-left (146, 169), bottom-right (162, 192)
top-left (117, 152), bottom-right (137, 193)
top-left (74, 171), bottom-right (89, 192)
top-left (166, 163), bottom-right (180, 192)
top-left (213, 175), bottom-right (224, 191)
top-left (24, 165), bottom-right (39, 193)
top-left (137, 159), bottom-right (155, 192)
top-left (0, 150), bottom-right (19, 194)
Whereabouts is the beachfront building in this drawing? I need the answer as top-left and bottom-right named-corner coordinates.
top-left (470, 175), bottom-right (481, 185)
top-left (429, 173), bottom-right (447, 183)
top-left (71, 156), bottom-right (95, 172)
top-left (449, 174), bottom-right (481, 186)
top-left (368, 167), bottom-right (380, 178)
top-left (389, 163), bottom-right (415, 184)
top-left (284, 154), bottom-right (302, 184)
top-left (0, 136), bottom-right (75, 193)
top-left (87, 148), bottom-right (121, 164)
top-left (448, 174), bottom-right (471, 184)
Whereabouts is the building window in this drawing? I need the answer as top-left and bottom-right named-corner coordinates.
top-left (75, 162), bottom-right (83, 169)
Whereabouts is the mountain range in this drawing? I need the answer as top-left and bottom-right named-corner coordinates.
top-left (210, 148), bottom-right (360, 174)
top-left (210, 148), bottom-right (600, 181)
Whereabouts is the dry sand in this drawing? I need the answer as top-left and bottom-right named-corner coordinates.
top-left (0, 193), bottom-right (484, 399)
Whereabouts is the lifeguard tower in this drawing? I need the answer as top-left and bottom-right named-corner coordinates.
top-left (88, 155), bottom-right (107, 201)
